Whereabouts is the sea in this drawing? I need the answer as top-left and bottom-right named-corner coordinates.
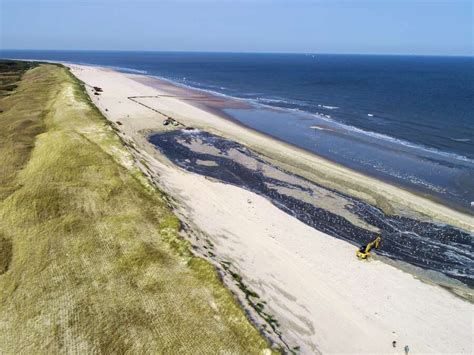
top-left (1, 50), bottom-right (473, 213)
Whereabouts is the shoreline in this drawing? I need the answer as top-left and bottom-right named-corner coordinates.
top-left (63, 62), bottom-right (473, 353)
top-left (146, 76), bottom-right (474, 215)
top-left (15, 59), bottom-right (473, 219)
top-left (127, 70), bottom-right (474, 232)
top-left (129, 67), bottom-right (474, 225)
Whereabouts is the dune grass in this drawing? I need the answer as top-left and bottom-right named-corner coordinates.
top-left (0, 60), bottom-right (44, 200)
top-left (0, 62), bottom-right (272, 353)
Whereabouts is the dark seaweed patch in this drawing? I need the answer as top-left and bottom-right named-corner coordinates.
top-left (149, 130), bottom-right (474, 287)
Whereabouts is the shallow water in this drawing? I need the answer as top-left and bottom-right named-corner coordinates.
top-left (149, 129), bottom-right (474, 287)
top-left (224, 107), bottom-right (474, 212)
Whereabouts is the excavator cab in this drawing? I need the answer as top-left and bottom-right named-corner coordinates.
top-left (356, 236), bottom-right (381, 259)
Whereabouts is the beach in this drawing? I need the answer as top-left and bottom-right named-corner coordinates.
top-left (6, 51), bottom-right (473, 213)
top-left (67, 63), bottom-right (473, 353)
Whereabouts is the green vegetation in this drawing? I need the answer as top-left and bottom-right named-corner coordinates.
top-left (0, 60), bottom-right (37, 97)
top-left (220, 260), bottom-right (282, 339)
top-left (0, 61), bottom-right (44, 200)
top-left (0, 62), bottom-right (272, 353)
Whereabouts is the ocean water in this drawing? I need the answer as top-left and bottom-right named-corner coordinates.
top-left (2, 50), bottom-right (473, 211)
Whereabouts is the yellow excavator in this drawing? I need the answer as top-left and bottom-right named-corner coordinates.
top-left (356, 236), bottom-right (381, 259)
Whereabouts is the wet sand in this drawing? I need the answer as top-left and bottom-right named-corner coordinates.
top-left (66, 63), bottom-right (474, 353)
top-left (132, 74), bottom-right (250, 118)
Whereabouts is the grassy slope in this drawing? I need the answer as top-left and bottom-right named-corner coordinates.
top-left (0, 63), bottom-right (271, 353)
top-left (0, 61), bottom-right (42, 200)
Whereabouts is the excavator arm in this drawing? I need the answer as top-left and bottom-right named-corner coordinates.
top-left (356, 236), bottom-right (381, 259)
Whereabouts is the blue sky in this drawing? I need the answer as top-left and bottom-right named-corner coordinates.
top-left (1, 0), bottom-right (472, 55)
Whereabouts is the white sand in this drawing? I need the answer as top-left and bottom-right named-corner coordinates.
top-left (68, 63), bottom-right (473, 354)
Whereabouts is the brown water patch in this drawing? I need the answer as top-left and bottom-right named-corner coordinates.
top-left (131, 74), bottom-right (249, 111)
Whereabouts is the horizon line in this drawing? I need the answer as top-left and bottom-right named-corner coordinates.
top-left (1, 48), bottom-right (473, 58)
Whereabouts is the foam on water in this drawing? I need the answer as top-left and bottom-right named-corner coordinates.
top-left (108, 66), bottom-right (148, 74)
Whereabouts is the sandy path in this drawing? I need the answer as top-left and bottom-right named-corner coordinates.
top-left (68, 64), bottom-right (473, 354)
